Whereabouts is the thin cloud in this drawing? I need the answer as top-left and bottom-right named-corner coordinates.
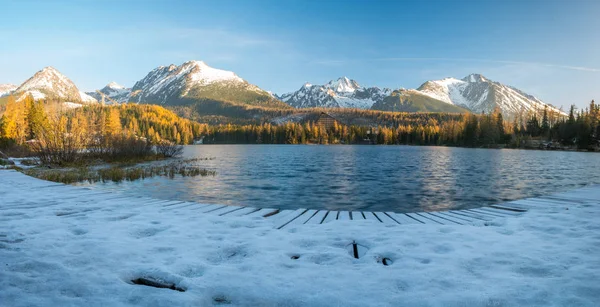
top-left (312, 57), bottom-right (600, 72)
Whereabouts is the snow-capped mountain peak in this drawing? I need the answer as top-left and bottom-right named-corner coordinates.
top-left (12, 66), bottom-right (97, 103)
top-left (0, 84), bottom-right (17, 97)
top-left (415, 74), bottom-right (564, 117)
top-left (325, 77), bottom-right (361, 93)
top-left (279, 77), bottom-right (389, 109)
top-left (106, 81), bottom-right (126, 90)
top-left (85, 81), bottom-right (132, 104)
top-left (463, 73), bottom-right (487, 83)
top-left (127, 60), bottom-right (272, 105)
top-left (179, 60), bottom-right (244, 86)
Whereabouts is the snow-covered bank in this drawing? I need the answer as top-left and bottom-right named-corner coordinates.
top-left (1, 170), bottom-right (599, 306)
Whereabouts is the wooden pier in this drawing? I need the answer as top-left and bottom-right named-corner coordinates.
top-left (2, 169), bottom-right (595, 230)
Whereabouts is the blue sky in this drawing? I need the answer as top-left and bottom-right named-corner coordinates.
top-left (1, 0), bottom-right (598, 109)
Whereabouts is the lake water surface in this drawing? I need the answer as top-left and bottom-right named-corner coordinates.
top-left (81, 145), bottom-right (600, 212)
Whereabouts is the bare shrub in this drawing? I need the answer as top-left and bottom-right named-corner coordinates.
top-left (155, 140), bottom-right (184, 158)
top-left (31, 115), bottom-right (89, 165)
top-left (105, 135), bottom-right (153, 160)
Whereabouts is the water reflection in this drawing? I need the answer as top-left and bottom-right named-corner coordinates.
top-left (80, 145), bottom-right (600, 213)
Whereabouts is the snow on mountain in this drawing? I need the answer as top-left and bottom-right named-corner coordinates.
top-left (279, 77), bottom-right (391, 109)
top-left (0, 84), bottom-right (17, 97)
top-left (79, 91), bottom-right (99, 103)
top-left (416, 74), bottom-right (564, 117)
top-left (86, 82), bottom-right (131, 104)
top-left (128, 60), bottom-right (265, 105)
top-left (12, 67), bottom-right (97, 103)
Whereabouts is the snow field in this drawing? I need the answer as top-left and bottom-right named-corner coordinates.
top-left (1, 170), bottom-right (599, 306)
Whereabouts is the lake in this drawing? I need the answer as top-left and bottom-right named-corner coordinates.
top-left (80, 145), bottom-right (600, 213)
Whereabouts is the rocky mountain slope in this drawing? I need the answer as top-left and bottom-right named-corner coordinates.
top-left (371, 89), bottom-right (470, 113)
top-left (278, 77), bottom-right (391, 109)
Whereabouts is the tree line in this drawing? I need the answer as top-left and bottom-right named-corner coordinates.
top-left (1, 94), bottom-right (598, 153)
top-left (0, 95), bottom-right (208, 146)
top-left (203, 102), bottom-right (599, 150)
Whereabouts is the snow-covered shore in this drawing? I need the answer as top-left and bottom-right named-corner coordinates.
top-left (1, 170), bottom-right (599, 306)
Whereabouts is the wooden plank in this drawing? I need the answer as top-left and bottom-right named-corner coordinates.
top-left (466, 208), bottom-right (506, 218)
top-left (148, 200), bottom-right (186, 209)
top-left (260, 209), bottom-right (294, 221)
top-left (274, 209), bottom-right (308, 229)
top-left (448, 210), bottom-right (494, 221)
top-left (227, 207), bottom-right (261, 217)
top-left (372, 212), bottom-right (398, 224)
top-left (201, 204), bottom-right (229, 213)
top-left (205, 205), bottom-right (241, 215)
top-left (362, 212), bottom-right (377, 221)
top-left (407, 212), bottom-right (442, 224)
top-left (404, 212), bottom-right (431, 224)
top-left (392, 213), bottom-right (422, 224)
top-left (218, 206), bottom-right (246, 216)
top-left (382, 212), bottom-right (403, 224)
top-left (245, 208), bottom-right (282, 218)
top-left (178, 202), bottom-right (214, 210)
top-left (477, 207), bottom-right (521, 216)
top-left (60, 191), bottom-right (114, 198)
top-left (488, 204), bottom-right (528, 212)
top-left (280, 209), bottom-right (318, 229)
top-left (101, 194), bottom-right (145, 201)
top-left (157, 200), bottom-right (189, 208)
top-left (169, 202), bottom-right (206, 210)
top-left (426, 212), bottom-right (464, 225)
top-left (161, 201), bottom-right (188, 207)
top-left (350, 211), bottom-right (365, 220)
top-left (435, 211), bottom-right (478, 224)
top-left (338, 211), bottom-right (351, 221)
top-left (417, 212), bottom-right (453, 225)
top-left (305, 210), bottom-right (327, 224)
top-left (496, 200), bottom-right (537, 210)
top-left (322, 211), bottom-right (338, 224)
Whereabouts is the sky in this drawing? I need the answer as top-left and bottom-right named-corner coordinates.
top-left (0, 0), bottom-right (599, 110)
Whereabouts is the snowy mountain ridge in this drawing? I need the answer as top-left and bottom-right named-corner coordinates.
top-left (278, 77), bottom-right (392, 109)
top-left (282, 74), bottom-right (565, 117)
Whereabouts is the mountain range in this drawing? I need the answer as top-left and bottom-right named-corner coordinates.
top-left (0, 61), bottom-right (565, 118)
top-left (277, 77), bottom-right (392, 109)
top-left (280, 74), bottom-right (564, 116)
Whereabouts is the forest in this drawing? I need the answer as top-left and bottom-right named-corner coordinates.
top-left (202, 101), bottom-right (599, 150)
top-left (1, 95), bottom-right (599, 163)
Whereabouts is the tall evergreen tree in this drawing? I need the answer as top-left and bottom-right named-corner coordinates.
top-left (541, 106), bottom-right (550, 138)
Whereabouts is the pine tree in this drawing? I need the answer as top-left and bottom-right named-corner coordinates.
top-left (541, 106), bottom-right (550, 138)
top-left (105, 108), bottom-right (122, 136)
top-left (0, 95), bottom-right (18, 140)
top-left (27, 99), bottom-right (48, 140)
